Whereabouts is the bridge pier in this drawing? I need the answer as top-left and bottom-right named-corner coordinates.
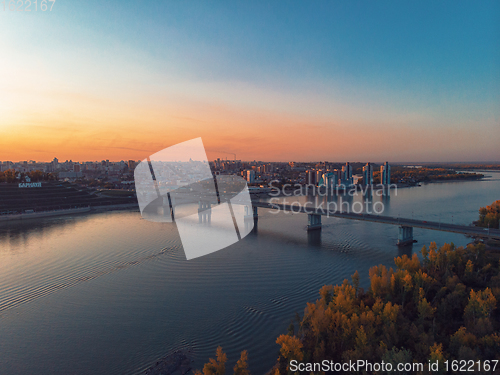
top-left (198, 201), bottom-right (212, 223)
top-left (397, 226), bottom-right (414, 246)
top-left (307, 214), bottom-right (322, 231)
top-left (160, 195), bottom-right (175, 220)
top-left (245, 205), bottom-right (258, 220)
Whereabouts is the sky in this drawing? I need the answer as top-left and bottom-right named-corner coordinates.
top-left (1, 0), bottom-right (499, 163)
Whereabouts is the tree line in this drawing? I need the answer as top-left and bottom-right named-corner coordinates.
top-left (196, 242), bottom-right (499, 374)
top-left (387, 167), bottom-right (483, 184)
top-left (477, 200), bottom-right (500, 230)
top-left (0, 169), bottom-right (57, 183)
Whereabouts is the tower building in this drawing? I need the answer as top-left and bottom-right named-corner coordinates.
top-left (381, 162), bottom-right (391, 185)
top-left (362, 163), bottom-right (374, 186)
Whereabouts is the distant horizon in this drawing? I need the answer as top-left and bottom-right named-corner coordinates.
top-left (2, 158), bottom-right (500, 165)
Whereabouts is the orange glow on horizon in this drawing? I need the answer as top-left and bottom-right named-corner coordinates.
top-left (1, 78), bottom-right (497, 163)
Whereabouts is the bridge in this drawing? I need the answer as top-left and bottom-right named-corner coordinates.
top-left (249, 201), bottom-right (500, 246)
top-left (157, 191), bottom-right (500, 247)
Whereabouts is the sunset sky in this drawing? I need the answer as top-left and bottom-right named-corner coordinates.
top-left (1, 1), bottom-right (499, 162)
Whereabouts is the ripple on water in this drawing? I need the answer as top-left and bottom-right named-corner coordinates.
top-left (0, 211), bottom-right (182, 312)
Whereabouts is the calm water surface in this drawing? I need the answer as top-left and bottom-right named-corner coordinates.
top-left (0, 172), bottom-right (499, 374)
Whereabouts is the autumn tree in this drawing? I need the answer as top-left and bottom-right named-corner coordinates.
top-left (464, 288), bottom-right (496, 328)
top-left (194, 346), bottom-right (227, 375)
top-left (233, 350), bottom-right (250, 375)
top-left (478, 200), bottom-right (500, 229)
top-left (205, 241), bottom-right (499, 375)
top-left (270, 242), bottom-right (500, 374)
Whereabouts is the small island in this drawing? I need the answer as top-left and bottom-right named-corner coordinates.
top-left (384, 165), bottom-right (484, 186)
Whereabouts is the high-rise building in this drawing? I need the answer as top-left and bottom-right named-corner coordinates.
top-left (246, 170), bottom-right (255, 183)
top-left (332, 169), bottom-right (341, 186)
top-left (341, 162), bottom-right (353, 186)
top-left (342, 162), bottom-right (352, 180)
top-left (320, 172), bottom-right (338, 189)
top-left (315, 170), bottom-right (323, 186)
top-left (305, 170), bottom-right (316, 185)
top-left (128, 160), bottom-right (136, 170)
top-left (380, 161), bottom-right (391, 185)
top-left (362, 163), bottom-right (374, 185)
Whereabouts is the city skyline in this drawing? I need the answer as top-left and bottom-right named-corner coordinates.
top-left (4, 157), bottom-right (500, 165)
top-left (1, 1), bottom-right (499, 162)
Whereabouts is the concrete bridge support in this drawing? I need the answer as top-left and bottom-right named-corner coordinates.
top-left (243, 205), bottom-right (258, 233)
top-left (198, 201), bottom-right (212, 223)
top-left (244, 205), bottom-right (258, 220)
top-left (398, 226), bottom-right (414, 246)
top-left (160, 195), bottom-right (175, 220)
top-left (307, 214), bottom-right (322, 231)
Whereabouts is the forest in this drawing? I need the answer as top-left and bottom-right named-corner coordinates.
top-left (196, 242), bottom-right (500, 374)
top-left (0, 169), bottom-right (57, 183)
top-left (421, 164), bottom-right (500, 171)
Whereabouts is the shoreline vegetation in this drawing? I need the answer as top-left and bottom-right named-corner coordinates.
top-left (476, 201), bottom-right (500, 230)
top-left (418, 164), bottom-right (500, 171)
top-left (385, 167), bottom-right (483, 186)
top-left (192, 241), bottom-right (500, 375)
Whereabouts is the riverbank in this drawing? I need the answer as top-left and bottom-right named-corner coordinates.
top-left (0, 207), bottom-right (91, 222)
top-left (421, 175), bottom-right (485, 184)
top-left (0, 203), bottom-right (139, 224)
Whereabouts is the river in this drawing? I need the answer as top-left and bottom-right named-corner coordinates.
top-left (0, 171), bottom-right (499, 374)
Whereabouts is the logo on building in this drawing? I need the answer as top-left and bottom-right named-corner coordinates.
top-left (18, 182), bottom-right (42, 188)
top-left (19, 176), bottom-right (42, 188)
top-left (134, 138), bottom-right (254, 260)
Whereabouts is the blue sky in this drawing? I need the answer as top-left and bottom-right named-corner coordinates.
top-left (1, 1), bottom-right (499, 161)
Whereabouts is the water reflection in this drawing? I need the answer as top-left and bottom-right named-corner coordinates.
top-left (307, 230), bottom-right (322, 247)
top-left (0, 213), bottom-right (94, 241)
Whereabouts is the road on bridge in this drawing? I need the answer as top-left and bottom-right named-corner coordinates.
top-left (251, 201), bottom-right (500, 241)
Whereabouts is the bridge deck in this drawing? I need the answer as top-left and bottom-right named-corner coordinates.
top-left (251, 201), bottom-right (500, 240)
